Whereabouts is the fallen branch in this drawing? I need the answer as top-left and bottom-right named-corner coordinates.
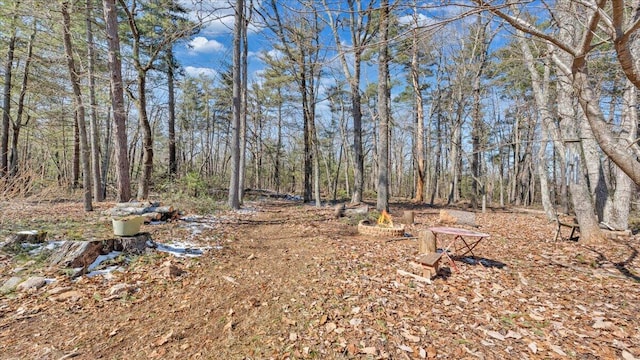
top-left (396, 269), bottom-right (431, 284)
top-left (385, 236), bottom-right (417, 242)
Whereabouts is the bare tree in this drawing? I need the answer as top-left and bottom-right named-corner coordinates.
top-left (322, 0), bottom-right (376, 204)
top-left (473, 0), bottom-right (640, 186)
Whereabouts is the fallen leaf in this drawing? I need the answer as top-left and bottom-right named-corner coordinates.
top-left (549, 344), bottom-right (567, 356)
top-left (529, 313), bottom-right (544, 321)
top-left (402, 331), bottom-right (420, 343)
top-left (360, 347), bottom-right (377, 355)
top-left (592, 318), bottom-right (614, 329)
top-left (289, 332), bottom-right (297, 341)
top-left (223, 320), bottom-right (233, 332)
top-left (486, 330), bottom-right (505, 341)
top-left (505, 330), bottom-right (522, 339)
top-left (154, 329), bottom-right (173, 347)
top-left (282, 317), bottom-right (296, 326)
top-left (223, 276), bottom-right (238, 285)
top-left (325, 322), bottom-right (337, 333)
top-left (528, 342), bottom-right (537, 354)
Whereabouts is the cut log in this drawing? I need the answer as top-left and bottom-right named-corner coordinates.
top-left (114, 201), bottom-right (158, 208)
top-left (142, 212), bottom-right (161, 222)
top-left (148, 205), bottom-right (174, 213)
top-left (418, 230), bottom-right (436, 254)
top-left (344, 205), bottom-right (369, 217)
top-left (438, 209), bottom-right (476, 227)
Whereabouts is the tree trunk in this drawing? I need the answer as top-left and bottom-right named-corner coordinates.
top-left (167, 50), bottom-right (177, 176)
top-left (228, 0), bottom-right (243, 209)
top-left (603, 80), bottom-right (635, 230)
top-left (85, 0), bottom-right (103, 201)
top-left (62, 1), bottom-right (92, 211)
top-left (557, 73), bottom-right (602, 244)
top-left (135, 71), bottom-right (153, 200)
top-left (1, 1), bottom-right (19, 179)
top-left (103, 0), bottom-right (131, 202)
top-left (10, 19), bottom-right (35, 177)
top-left (376, 0), bottom-right (390, 213)
top-left (410, 24), bottom-right (425, 203)
top-left (238, 10), bottom-right (248, 203)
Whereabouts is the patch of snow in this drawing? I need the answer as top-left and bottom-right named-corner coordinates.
top-left (17, 230), bottom-right (39, 235)
top-left (27, 241), bottom-right (65, 256)
top-left (86, 266), bottom-right (123, 278)
top-left (155, 241), bottom-right (210, 257)
top-left (88, 251), bottom-right (122, 271)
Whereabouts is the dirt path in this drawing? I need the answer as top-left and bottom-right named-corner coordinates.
top-left (1, 199), bottom-right (639, 359)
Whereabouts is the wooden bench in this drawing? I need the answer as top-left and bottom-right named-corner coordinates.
top-left (554, 218), bottom-right (580, 241)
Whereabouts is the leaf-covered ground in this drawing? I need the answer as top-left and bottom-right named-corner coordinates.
top-left (1, 198), bottom-right (639, 359)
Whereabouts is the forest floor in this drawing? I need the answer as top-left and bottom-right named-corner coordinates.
top-left (0, 195), bottom-right (639, 360)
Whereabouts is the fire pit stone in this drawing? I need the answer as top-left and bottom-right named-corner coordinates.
top-left (357, 219), bottom-right (405, 237)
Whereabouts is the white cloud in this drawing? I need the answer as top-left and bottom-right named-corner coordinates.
top-left (185, 66), bottom-right (217, 78)
top-left (188, 36), bottom-right (225, 53)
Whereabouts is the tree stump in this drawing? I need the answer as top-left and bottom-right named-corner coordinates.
top-left (48, 241), bottom-right (104, 269)
top-left (48, 233), bottom-right (152, 269)
top-left (2, 231), bottom-right (47, 250)
top-left (401, 210), bottom-right (415, 225)
top-left (418, 230), bottom-right (436, 254)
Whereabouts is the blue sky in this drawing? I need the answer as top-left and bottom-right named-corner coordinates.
top-left (174, 0), bottom-right (272, 83)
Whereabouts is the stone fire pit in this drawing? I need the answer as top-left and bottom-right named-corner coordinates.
top-left (357, 219), bottom-right (405, 237)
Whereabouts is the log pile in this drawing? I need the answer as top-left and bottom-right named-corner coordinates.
top-left (104, 201), bottom-right (179, 223)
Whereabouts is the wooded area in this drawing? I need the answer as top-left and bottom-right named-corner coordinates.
top-left (1, 0), bottom-right (639, 243)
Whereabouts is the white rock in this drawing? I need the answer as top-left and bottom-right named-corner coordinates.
top-left (16, 276), bottom-right (46, 292)
top-left (0, 276), bottom-right (22, 294)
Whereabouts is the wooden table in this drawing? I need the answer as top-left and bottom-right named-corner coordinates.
top-left (428, 226), bottom-right (490, 271)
